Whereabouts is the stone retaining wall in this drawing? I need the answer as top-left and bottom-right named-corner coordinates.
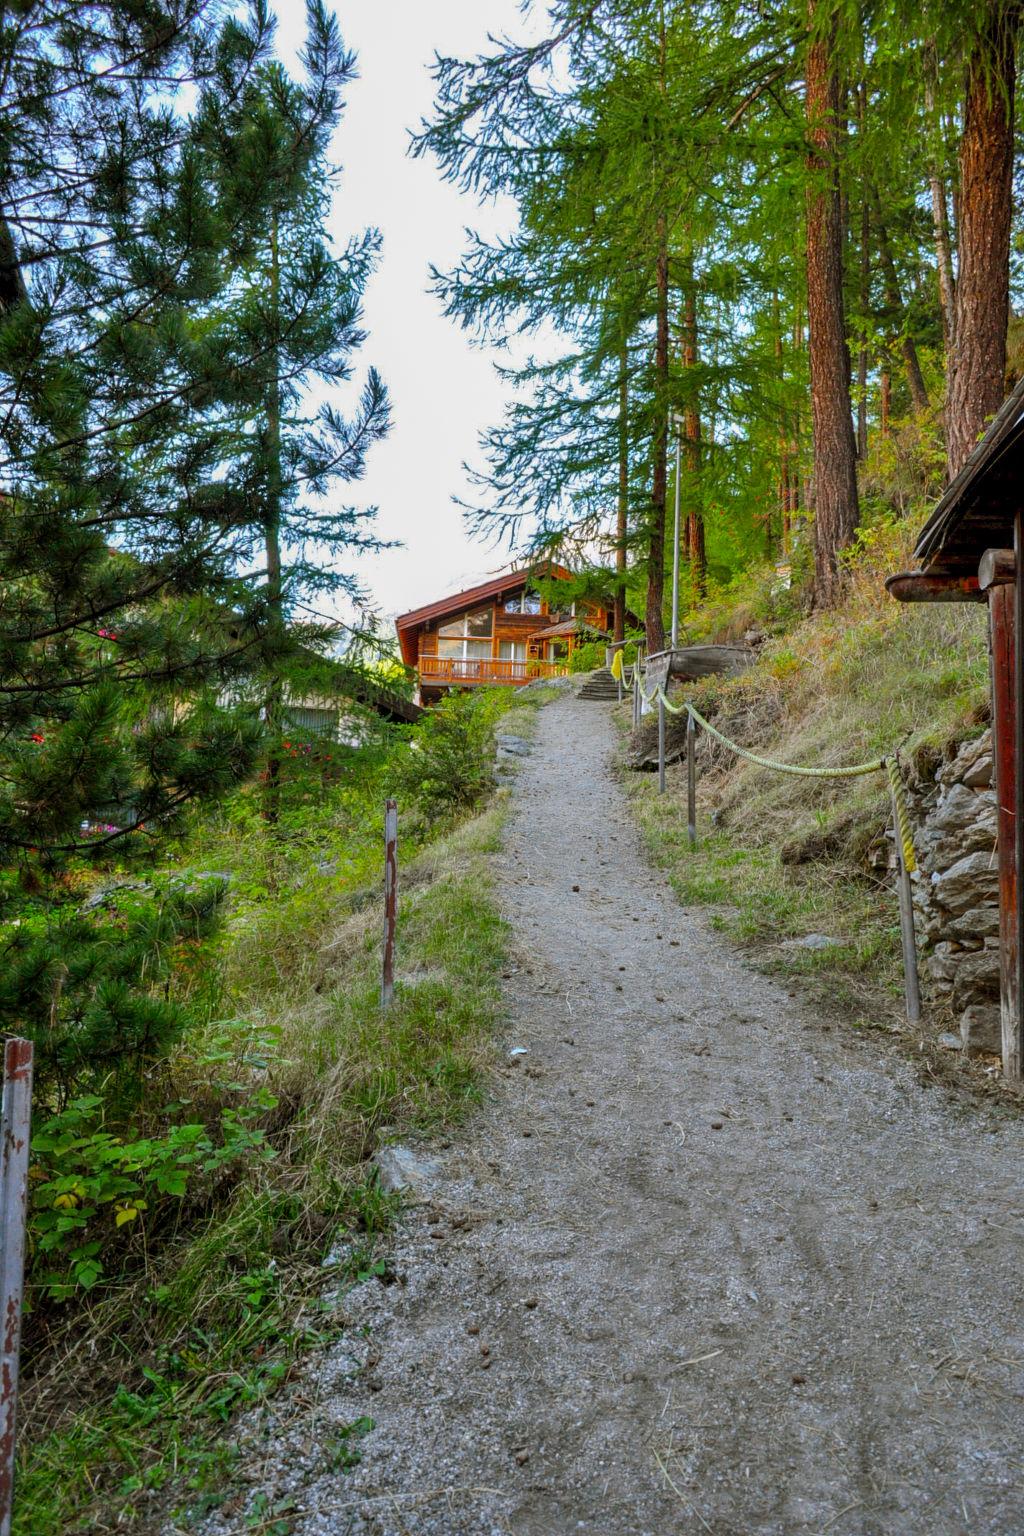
top-left (903, 731), bottom-right (1000, 1054)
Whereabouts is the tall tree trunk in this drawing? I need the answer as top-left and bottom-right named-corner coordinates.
top-left (645, 211), bottom-right (668, 654)
top-left (880, 364), bottom-right (892, 434)
top-left (614, 338), bottom-right (628, 645)
top-left (264, 210), bottom-right (284, 823)
top-left (806, 1), bottom-right (860, 607)
top-left (871, 190), bottom-right (930, 414)
top-left (681, 260), bottom-right (706, 594)
top-left (947, 1), bottom-right (1019, 478)
top-left (924, 42), bottom-right (957, 357)
top-left (856, 82), bottom-right (870, 458)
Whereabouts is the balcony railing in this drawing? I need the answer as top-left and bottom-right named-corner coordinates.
top-left (419, 656), bottom-right (569, 687)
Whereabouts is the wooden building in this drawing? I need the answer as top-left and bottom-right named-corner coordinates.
top-left (887, 376), bottom-right (1024, 1078)
top-left (396, 565), bottom-right (611, 703)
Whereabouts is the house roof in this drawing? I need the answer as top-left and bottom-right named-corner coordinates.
top-left (529, 617), bottom-right (607, 640)
top-left (394, 563), bottom-right (571, 667)
top-left (910, 376), bottom-right (1024, 574)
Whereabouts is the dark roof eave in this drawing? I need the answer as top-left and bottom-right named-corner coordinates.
top-left (914, 375), bottom-right (1024, 564)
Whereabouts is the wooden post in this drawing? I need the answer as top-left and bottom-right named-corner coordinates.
top-left (382, 800), bottom-right (397, 1008)
top-left (0, 1037), bottom-right (33, 1536)
top-left (657, 696), bottom-right (666, 793)
top-left (889, 781), bottom-right (922, 1025)
top-left (990, 577), bottom-right (1019, 1075)
top-left (686, 711), bottom-right (697, 848)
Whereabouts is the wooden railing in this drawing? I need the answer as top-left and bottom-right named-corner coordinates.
top-left (419, 656), bottom-right (570, 687)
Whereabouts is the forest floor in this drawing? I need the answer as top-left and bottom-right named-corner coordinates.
top-left (193, 693), bottom-right (1024, 1536)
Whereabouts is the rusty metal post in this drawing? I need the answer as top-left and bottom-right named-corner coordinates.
top-left (686, 711), bottom-right (697, 849)
top-left (657, 696), bottom-right (666, 793)
top-left (382, 800), bottom-right (397, 1009)
top-left (0, 1037), bottom-right (33, 1536)
top-left (888, 782), bottom-right (921, 1026)
top-left (990, 579), bottom-right (1018, 1075)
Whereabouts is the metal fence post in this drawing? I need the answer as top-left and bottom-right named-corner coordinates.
top-left (657, 695), bottom-right (666, 793)
top-left (687, 711), bottom-right (697, 849)
top-left (889, 782), bottom-right (921, 1025)
top-left (382, 800), bottom-right (398, 1008)
top-left (0, 1037), bottom-right (34, 1536)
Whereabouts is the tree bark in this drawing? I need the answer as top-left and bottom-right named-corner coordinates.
top-left (614, 338), bottom-right (628, 645)
top-left (947, 1), bottom-right (1020, 479)
top-left (681, 262), bottom-right (706, 593)
top-left (645, 212), bottom-right (668, 654)
top-left (924, 42), bottom-right (957, 357)
top-left (806, 1), bottom-right (859, 607)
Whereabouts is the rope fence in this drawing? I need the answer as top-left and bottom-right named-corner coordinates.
top-left (628, 657), bottom-right (921, 1023)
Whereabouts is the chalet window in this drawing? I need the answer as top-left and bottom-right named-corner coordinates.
top-left (503, 590), bottom-right (542, 614)
top-left (438, 637), bottom-right (490, 659)
top-left (547, 641), bottom-right (569, 662)
top-left (438, 606), bottom-right (493, 638)
top-left (499, 641), bottom-right (525, 661)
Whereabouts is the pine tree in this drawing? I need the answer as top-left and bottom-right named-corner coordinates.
top-left (0, 0), bottom-right (380, 1086)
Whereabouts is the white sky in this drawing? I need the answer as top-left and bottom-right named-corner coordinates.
top-left (274, 0), bottom-right (540, 630)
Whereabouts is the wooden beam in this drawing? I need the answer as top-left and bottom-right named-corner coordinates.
top-left (990, 580), bottom-right (1019, 1077)
top-left (885, 570), bottom-right (985, 603)
top-left (979, 547), bottom-right (1016, 590)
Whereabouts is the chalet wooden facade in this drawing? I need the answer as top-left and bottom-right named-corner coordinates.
top-left (396, 566), bottom-right (611, 703)
top-left (887, 374), bottom-right (1024, 1080)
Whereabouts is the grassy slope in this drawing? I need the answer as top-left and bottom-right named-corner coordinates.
top-left (16, 692), bottom-right (545, 1536)
top-left (625, 528), bottom-right (990, 1032)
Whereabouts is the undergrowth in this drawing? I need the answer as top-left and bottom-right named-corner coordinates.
top-left (14, 686), bottom-right (543, 1535)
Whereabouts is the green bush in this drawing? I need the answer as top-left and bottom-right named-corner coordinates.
top-left (401, 692), bottom-right (496, 814)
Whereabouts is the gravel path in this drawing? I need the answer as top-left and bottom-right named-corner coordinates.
top-left (210, 695), bottom-right (1024, 1535)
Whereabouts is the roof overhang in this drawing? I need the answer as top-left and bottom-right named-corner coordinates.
top-left (904, 376), bottom-right (1024, 582)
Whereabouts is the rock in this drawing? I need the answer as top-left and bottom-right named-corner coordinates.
top-left (927, 942), bottom-right (960, 985)
top-left (373, 1144), bottom-right (441, 1196)
top-left (937, 1032), bottom-right (963, 1051)
top-left (929, 783), bottom-right (997, 853)
top-left (960, 1003), bottom-right (1002, 1057)
top-left (931, 851), bottom-right (999, 915)
top-left (946, 905), bottom-right (1001, 940)
top-left (951, 944), bottom-right (1001, 1010)
top-left (938, 732), bottom-right (993, 788)
top-left (495, 733), bottom-right (532, 757)
top-left (963, 755), bottom-right (993, 790)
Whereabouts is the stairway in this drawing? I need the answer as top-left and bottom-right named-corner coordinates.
top-left (577, 667), bottom-right (622, 701)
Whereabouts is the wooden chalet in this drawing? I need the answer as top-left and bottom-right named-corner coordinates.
top-left (396, 565), bottom-right (611, 703)
top-left (887, 375), bottom-right (1024, 1079)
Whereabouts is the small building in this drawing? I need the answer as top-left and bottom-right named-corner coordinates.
top-left (887, 376), bottom-right (1024, 1079)
top-left (396, 565), bottom-right (611, 703)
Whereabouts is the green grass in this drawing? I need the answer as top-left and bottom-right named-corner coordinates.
top-left (13, 692), bottom-right (542, 1536)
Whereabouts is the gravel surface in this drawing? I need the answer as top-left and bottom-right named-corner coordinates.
top-left (199, 695), bottom-right (1024, 1535)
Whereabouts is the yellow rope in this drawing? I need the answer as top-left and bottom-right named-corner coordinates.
top-left (634, 675), bottom-right (917, 870)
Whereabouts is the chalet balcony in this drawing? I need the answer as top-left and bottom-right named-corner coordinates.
top-left (418, 655), bottom-right (570, 688)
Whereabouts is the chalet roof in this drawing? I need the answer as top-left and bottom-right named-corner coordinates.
top-left (911, 375), bottom-right (1024, 573)
top-left (394, 563), bottom-right (570, 632)
top-left (530, 617), bottom-right (607, 640)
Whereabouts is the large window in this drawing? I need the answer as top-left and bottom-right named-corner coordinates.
top-left (439, 606), bottom-right (493, 639)
top-left (436, 606), bottom-right (493, 664)
top-left (503, 589), bottom-right (542, 615)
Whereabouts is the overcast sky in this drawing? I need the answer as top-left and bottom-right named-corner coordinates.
top-left (273, 0), bottom-right (540, 629)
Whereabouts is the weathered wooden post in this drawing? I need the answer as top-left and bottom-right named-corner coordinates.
top-left (887, 772), bottom-right (921, 1026)
top-left (0, 1037), bottom-right (34, 1536)
top-left (382, 799), bottom-right (397, 1008)
top-left (686, 711), bottom-right (697, 849)
top-left (657, 696), bottom-right (666, 793)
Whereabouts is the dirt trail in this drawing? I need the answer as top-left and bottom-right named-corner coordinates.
top-left (211, 695), bottom-right (1024, 1535)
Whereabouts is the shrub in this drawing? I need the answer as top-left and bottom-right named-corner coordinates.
top-left (401, 692), bottom-right (496, 814)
